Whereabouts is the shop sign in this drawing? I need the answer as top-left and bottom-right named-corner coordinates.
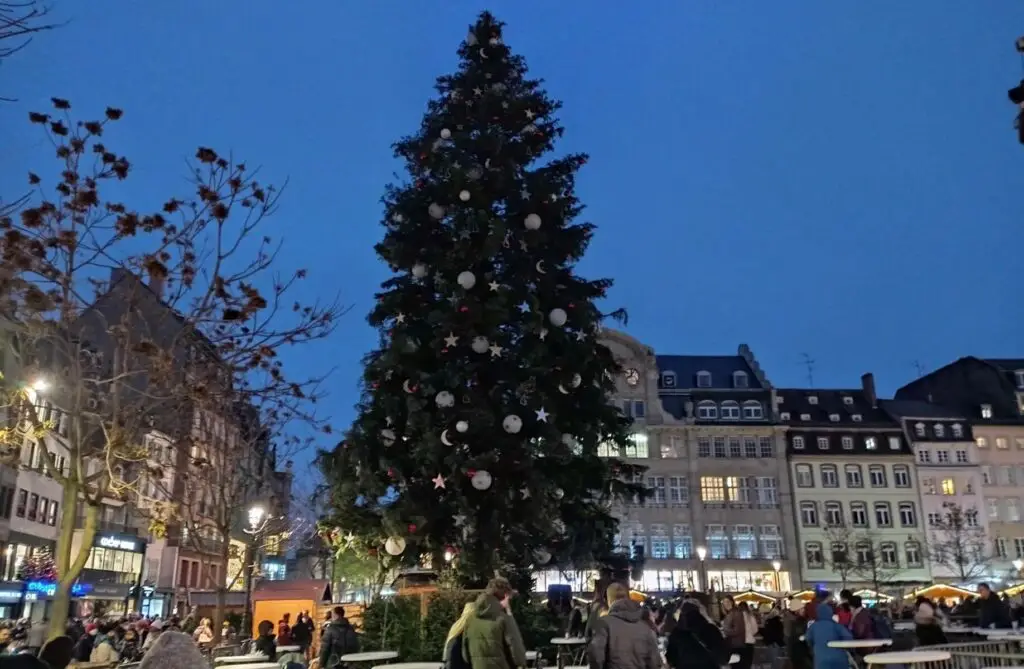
top-left (94, 534), bottom-right (145, 553)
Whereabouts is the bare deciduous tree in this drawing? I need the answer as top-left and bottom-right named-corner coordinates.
top-left (926, 504), bottom-right (992, 584)
top-left (0, 99), bottom-right (343, 639)
top-left (1, 1), bottom-right (57, 101)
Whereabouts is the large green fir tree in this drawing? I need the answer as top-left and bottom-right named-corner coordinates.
top-left (320, 12), bottom-right (644, 590)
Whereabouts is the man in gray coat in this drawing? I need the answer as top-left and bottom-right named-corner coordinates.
top-left (587, 582), bottom-right (661, 669)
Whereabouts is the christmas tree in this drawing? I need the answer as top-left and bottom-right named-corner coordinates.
top-left (18, 547), bottom-right (57, 582)
top-left (320, 11), bottom-right (644, 589)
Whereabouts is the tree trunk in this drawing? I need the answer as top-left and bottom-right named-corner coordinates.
top-left (212, 538), bottom-right (232, 643)
top-left (47, 486), bottom-right (99, 640)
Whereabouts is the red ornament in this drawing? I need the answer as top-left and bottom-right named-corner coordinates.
top-left (388, 467), bottom-right (396, 478)
top-left (408, 524), bottom-right (417, 533)
top-left (419, 153), bottom-right (427, 160)
top-left (568, 303), bottom-right (575, 309)
top-left (467, 468), bottom-right (476, 477)
top-left (442, 348), bottom-right (449, 354)
top-left (459, 306), bottom-right (469, 313)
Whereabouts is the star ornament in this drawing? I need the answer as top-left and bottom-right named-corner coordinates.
top-left (489, 344), bottom-right (504, 358)
top-left (444, 332), bottom-right (459, 347)
top-left (432, 474), bottom-right (446, 489)
top-left (395, 312), bottom-right (406, 324)
top-left (535, 407), bottom-right (550, 422)
top-left (488, 281), bottom-right (500, 292)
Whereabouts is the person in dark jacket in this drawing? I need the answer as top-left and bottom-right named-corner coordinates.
top-left (587, 583), bottom-right (661, 669)
top-left (72, 624), bottom-right (97, 663)
top-left (914, 599), bottom-right (948, 647)
top-left (39, 635), bottom-right (75, 669)
top-left (665, 599), bottom-right (730, 669)
top-left (463, 577), bottom-right (527, 669)
top-left (254, 620), bottom-right (277, 660)
top-left (978, 583), bottom-right (1012, 629)
top-left (292, 612), bottom-right (313, 656)
top-left (848, 596), bottom-right (874, 640)
top-left (320, 606), bottom-right (360, 669)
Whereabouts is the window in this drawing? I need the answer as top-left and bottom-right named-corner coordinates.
top-left (829, 414), bottom-right (840, 422)
top-left (800, 502), bottom-right (818, 526)
top-left (977, 437), bottom-right (988, 449)
top-left (966, 508), bottom-right (980, 527)
top-left (941, 478), bottom-right (956, 496)
top-left (981, 404), bottom-right (993, 419)
top-left (14, 490), bottom-right (26, 518)
top-left (672, 525), bottom-right (692, 558)
top-left (633, 401), bottom-right (646, 418)
top-left (927, 511), bottom-right (942, 527)
top-left (757, 477), bottom-right (778, 506)
top-left (792, 436), bottom-right (805, 450)
top-left (831, 543), bottom-right (849, 566)
top-left (874, 502), bottom-right (892, 527)
top-left (988, 497), bottom-right (1001, 520)
top-left (713, 437), bottom-right (726, 458)
top-left (899, 502), bottom-right (917, 527)
top-left (880, 542), bottom-right (899, 567)
top-left (661, 435), bottom-right (683, 459)
top-left (843, 396), bottom-right (854, 405)
top-left (743, 437), bottom-right (757, 458)
top-left (707, 525), bottom-right (728, 558)
top-left (725, 476), bottom-right (747, 504)
top-left (795, 464), bottom-right (813, 487)
top-left (997, 537), bottom-right (1009, 558)
top-left (26, 493), bottom-right (38, 522)
top-left (889, 436), bottom-right (902, 450)
top-left (696, 371), bottom-right (712, 388)
top-left (825, 501), bottom-right (844, 526)
top-left (808, 395), bottom-right (818, 405)
top-left (1007, 498), bottom-right (1021, 522)
top-left (855, 542), bottom-right (872, 565)
top-left (700, 477), bottom-right (725, 503)
top-left (759, 436), bottom-right (774, 457)
top-left (982, 466), bottom-right (993, 485)
top-left (47, 501), bottom-right (57, 526)
top-left (1016, 370), bottom-right (1024, 389)
top-left (1016, 538), bottom-right (1024, 559)
top-left (869, 465), bottom-right (887, 487)
top-left (952, 423), bottom-right (964, 438)
top-left (937, 450), bottom-right (950, 463)
top-left (934, 424), bottom-right (945, 438)
top-left (997, 437), bottom-right (1009, 450)
top-left (625, 433), bottom-right (649, 458)
top-left (817, 436), bottom-right (830, 450)
top-left (732, 525), bottom-right (756, 558)
top-left (922, 477), bottom-right (936, 495)
top-left (647, 476), bottom-right (666, 505)
top-left (800, 414), bottom-right (811, 421)
top-left (0, 487), bottom-right (12, 520)
top-left (821, 465), bottom-right (839, 487)
top-left (917, 449), bottom-right (931, 464)
top-left (865, 436), bottom-right (877, 450)
top-left (661, 372), bottom-right (676, 388)
top-left (733, 371), bottom-right (749, 388)
top-left (697, 402), bottom-right (718, 419)
top-left (1018, 438), bottom-right (1024, 450)
top-left (914, 423), bottom-right (926, 437)
top-left (697, 437), bottom-right (711, 458)
top-left (780, 412), bottom-right (791, 421)
top-left (649, 525), bottom-right (669, 558)
top-left (852, 414), bottom-right (863, 422)
top-left (668, 476), bottom-right (688, 505)
top-left (728, 437), bottom-right (742, 458)
top-left (805, 542), bottom-right (824, 568)
top-left (841, 436), bottom-right (854, 450)
top-left (851, 502), bottom-right (868, 527)
top-left (999, 466), bottom-right (1015, 486)
top-left (956, 449), bottom-right (969, 464)
top-left (760, 525), bottom-right (783, 558)
top-left (721, 402), bottom-right (741, 420)
top-left (846, 465), bottom-right (863, 487)
top-left (743, 402), bottom-right (764, 419)
top-left (38, 498), bottom-right (48, 525)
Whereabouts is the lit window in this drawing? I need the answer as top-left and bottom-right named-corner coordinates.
top-left (889, 436), bottom-right (902, 450)
top-left (952, 423), bottom-right (964, 438)
top-left (977, 437), bottom-right (988, 449)
top-left (700, 477), bottom-right (725, 502)
top-left (817, 436), bottom-right (830, 450)
top-left (625, 433), bottom-right (649, 458)
top-left (934, 424), bottom-right (945, 438)
top-left (865, 436), bottom-right (877, 450)
top-left (997, 437), bottom-right (1009, 450)
top-left (941, 479), bottom-right (956, 496)
top-left (981, 404), bottom-right (993, 419)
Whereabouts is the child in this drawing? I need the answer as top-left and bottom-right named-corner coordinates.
top-left (805, 603), bottom-right (852, 669)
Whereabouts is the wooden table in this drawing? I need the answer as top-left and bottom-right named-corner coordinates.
top-left (372, 663), bottom-right (441, 669)
top-left (865, 650), bottom-right (951, 664)
top-left (227, 664), bottom-right (278, 669)
top-left (215, 656), bottom-right (271, 665)
top-left (342, 651), bottom-right (400, 663)
top-left (551, 637), bottom-right (586, 669)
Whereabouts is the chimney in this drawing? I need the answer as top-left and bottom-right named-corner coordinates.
top-left (147, 270), bottom-right (165, 299)
top-left (861, 372), bottom-right (877, 408)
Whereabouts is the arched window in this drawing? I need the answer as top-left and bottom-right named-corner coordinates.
top-left (732, 371), bottom-right (749, 388)
top-left (914, 422), bottom-right (926, 437)
top-left (742, 401), bottom-right (764, 419)
top-left (696, 371), bottom-right (712, 388)
top-left (720, 401), bottom-right (740, 419)
top-left (933, 424), bottom-right (945, 438)
top-left (696, 401), bottom-right (717, 420)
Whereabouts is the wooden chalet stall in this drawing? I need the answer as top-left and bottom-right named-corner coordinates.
top-left (904, 584), bottom-right (975, 605)
top-left (250, 580), bottom-right (335, 639)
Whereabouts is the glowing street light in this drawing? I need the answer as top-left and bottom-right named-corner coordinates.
top-left (696, 545), bottom-right (707, 561)
top-left (30, 378), bottom-right (48, 393)
top-left (443, 549), bottom-right (454, 563)
top-left (247, 505), bottom-right (265, 530)
top-left (1014, 559), bottom-right (1023, 573)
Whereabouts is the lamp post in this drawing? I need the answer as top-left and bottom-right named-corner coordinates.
top-left (696, 545), bottom-right (708, 592)
top-left (772, 559), bottom-right (782, 592)
top-left (243, 505), bottom-right (267, 639)
top-left (1014, 559), bottom-right (1023, 579)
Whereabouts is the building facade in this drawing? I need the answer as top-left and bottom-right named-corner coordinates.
top-left (591, 330), bottom-right (797, 594)
top-left (783, 375), bottom-right (931, 590)
top-left (897, 357), bottom-right (1024, 582)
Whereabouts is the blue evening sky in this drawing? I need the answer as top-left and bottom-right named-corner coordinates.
top-left (4, 2), bottom-right (1023, 480)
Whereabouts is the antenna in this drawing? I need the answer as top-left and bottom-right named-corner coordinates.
top-left (912, 360), bottom-right (926, 379)
top-left (800, 353), bottom-right (816, 388)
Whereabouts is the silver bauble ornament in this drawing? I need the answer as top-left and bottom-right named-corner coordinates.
top-left (471, 336), bottom-right (489, 354)
top-left (548, 308), bottom-right (568, 327)
top-left (459, 190), bottom-right (471, 202)
top-left (456, 420), bottom-right (469, 433)
top-left (380, 428), bottom-right (396, 446)
top-left (571, 373), bottom-right (582, 388)
top-left (467, 166), bottom-right (484, 181)
top-left (534, 548), bottom-right (552, 565)
top-left (435, 390), bottom-right (455, 408)
top-left (502, 414), bottom-right (523, 434)
top-left (411, 263), bottom-right (428, 279)
top-left (457, 271), bottom-right (477, 289)
top-left (384, 536), bottom-right (406, 556)
top-left (471, 470), bottom-right (493, 490)
top-left (440, 128), bottom-right (452, 139)
top-left (428, 203), bottom-right (446, 219)
top-left (524, 213), bottom-right (542, 230)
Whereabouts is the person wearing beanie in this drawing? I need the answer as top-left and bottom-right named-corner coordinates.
top-left (39, 635), bottom-right (75, 669)
top-left (139, 631), bottom-right (208, 669)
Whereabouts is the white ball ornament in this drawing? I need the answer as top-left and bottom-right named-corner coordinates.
top-left (435, 391), bottom-right (455, 408)
top-left (411, 263), bottom-right (428, 279)
top-left (571, 373), bottom-right (582, 388)
top-left (524, 213), bottom-right (542, 230)
top-left (548, 308), bottom-right (568, 327)
top-left (440, 128), bottom-right (452, 140)
top-left (471, 337), bottom-right (489, 354)
top-left (502, 414), bottom-right (523, 434)
top-left (471, 470), bottom-right (493, 490)
top-left (428, 203), bottom-right (446, 220)
top-left (467, 167), bottom-right (483, 181)
top-left (456, 420), bottom-right (469, 433)
top-left (384, 536), bottom-right (406, 556)
top-left (457, 271), bottom-right (477, 290)
top-left (380, 428), bottom-right (396, 447)
top-left (459, 190), bottom-right (471, 202)
top-left (533, 548), bottom-right (552, 565)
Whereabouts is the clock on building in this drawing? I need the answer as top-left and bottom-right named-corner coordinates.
top-left (624, 368), bottom-right (640, 386)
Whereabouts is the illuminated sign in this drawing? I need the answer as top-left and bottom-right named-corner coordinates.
top-left (96, 535), bottom-right (143, 552)
top-left (25, 581), bottom-right (91, 598)
top-left (0, 590), bottom-right (21, 601)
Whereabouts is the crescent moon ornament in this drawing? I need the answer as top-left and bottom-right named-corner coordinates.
top-left (441, 429), bottom-right (453, 446)
top-left (558, 384), bottom-right (569, 395)
top-left (403, 379), bottom-right (414, 394)
top-left (479, 48), bottom-right (488, 59)
top-left (536, 260), bottom-right (546, 274)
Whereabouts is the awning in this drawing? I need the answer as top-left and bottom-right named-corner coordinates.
top-left (251, 579), bottom-right (332, 603)
top-left (852, 589), bottom-right (893, 602)
top-left (790, 589), bottom-right (818, 602)
top-left (734, 590), bottom-right (778, 604)
top-left (1001, 582), bottom-right (1024, 597)
top-left (904, 584), bottom-right (975, 600)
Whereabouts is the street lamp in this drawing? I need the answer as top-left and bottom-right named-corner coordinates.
top-left (696, 545), bottom-right (708, 591)
top-left (30, 378), bottom-right (48, 393)
top-left (443, 549), bottom-right (454, 563)
top-left (772, 559), bottom-right (782, 591)
top-left (243, 504), bottom-right (270, 639)
top-left (1013, 559), bottom-right (1023, 573)
top-left (248, 505), bottom-right (266, 530)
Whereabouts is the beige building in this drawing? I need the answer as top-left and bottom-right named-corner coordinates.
top-left (576, 330), bottom-right (798, 594)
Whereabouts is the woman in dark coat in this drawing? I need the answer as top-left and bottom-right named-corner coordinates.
top-left (666, 599), bottom-right (730, 669)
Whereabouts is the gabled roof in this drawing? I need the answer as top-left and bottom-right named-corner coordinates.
top-left (984, 358), bottom-right (1024, 372)
top-left (777, 388), bottom-right (896, 427)
top-left (655, 353), bottom-right (766, 390)
top-left (881, 399), bottom-right (966, 420)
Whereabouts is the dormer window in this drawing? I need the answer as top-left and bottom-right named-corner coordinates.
top-left (829, 414), bottom-right (840, 422)
top-left (842, 396), bottom-right (854, 405)
top-left (696, 371), bottom-right (712, 388)
top-left (1015, 370), bottom-right (1024, 389)
top-left (800, 413), bottom-right (811, 421)
top-left (661, 371), bottom-right (676, 388)
top-left (696, 401), bottom-right (717, 420)
top-left (952, 423), bottom-right (964, 438)
top-left (933, 424), bottom-right (945, 439)
top-left (780, 412), bottom-right (790, 421)
top-left (776, 396), bottom-right (784, 404)
top-left (732, 371), bottom-right (749, 389)
top-left (721, 401), bottom-right (741, 420)
top-left (743, 401), bottom-right (764, 420)
top-left (851, 414), bottom-right (863, 422)
top-left (981, 404), bottom-right (993, 419)
top-left (807, 396), bottom-right (819, 405)
top-left (914, 423), bottom-right (926, 438)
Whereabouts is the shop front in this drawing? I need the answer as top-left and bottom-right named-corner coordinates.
top-left (74, 531), bottom-right (146, 616)
top-left (0, 582), bottom-right (23, 619)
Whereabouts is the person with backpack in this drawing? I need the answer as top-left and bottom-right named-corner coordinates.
top-left (320, 606), bottom-right (360, 669)
top-left (848, 596), bottom-right (874, 639)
